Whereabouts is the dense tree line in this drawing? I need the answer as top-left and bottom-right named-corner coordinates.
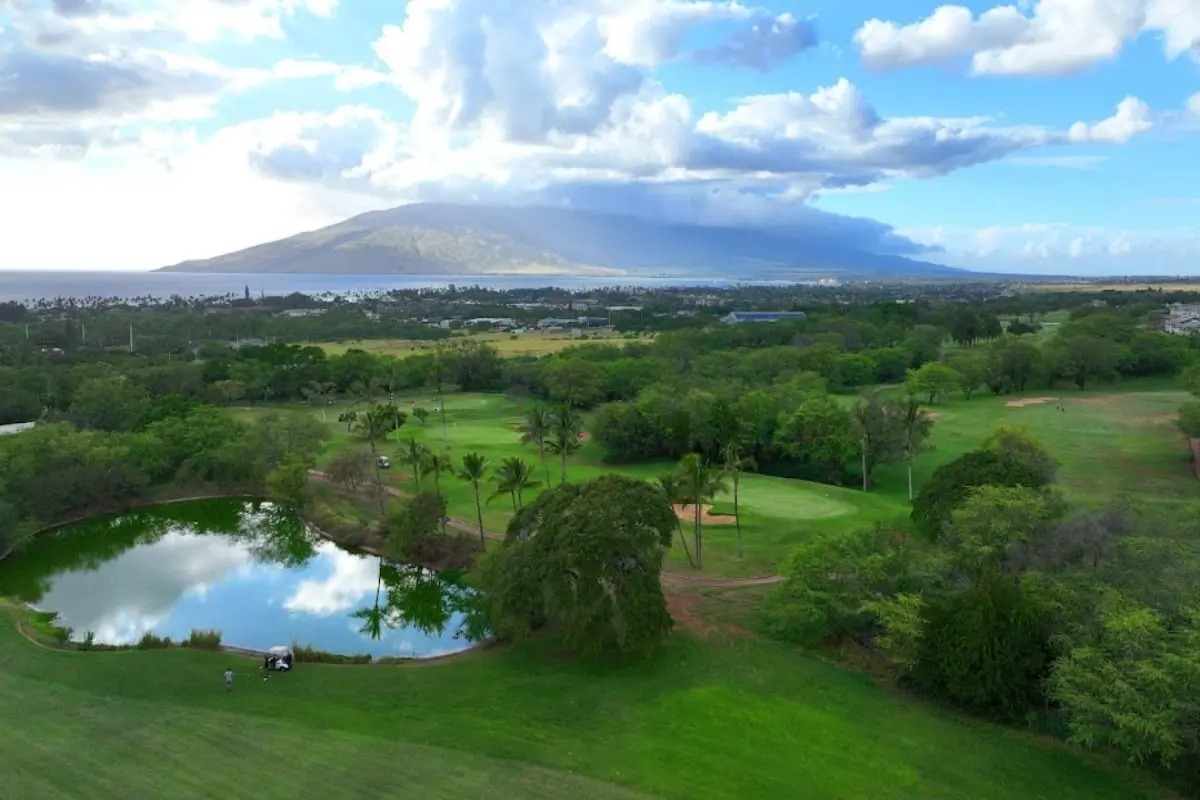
top-left (0, 406), bottom-right (327, 559)
top-left (765, 429), bottom-right (1200, 784)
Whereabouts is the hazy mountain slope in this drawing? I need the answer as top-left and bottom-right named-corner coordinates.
top-left (157, 203), bottom-right (965, 277)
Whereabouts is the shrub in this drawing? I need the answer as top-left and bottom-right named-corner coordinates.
top-left (291, 642), bottom-right (372, 664)
top-left (137, 631), bottom-right (173, 649)
top-left (764, 525), bottom-right (920, 648)
top-left (911, 574), bottom-right (1050, 721)
top-left (183, 629), bottom-right (222, 650)
top-left (1178, 402), bottom-right (1200, 438)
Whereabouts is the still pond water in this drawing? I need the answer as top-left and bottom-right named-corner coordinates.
top-left (0, 499), bottom-right (476, 659)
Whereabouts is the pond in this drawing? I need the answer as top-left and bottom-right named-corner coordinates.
top-left (0, 499), bottom-right (478, 659)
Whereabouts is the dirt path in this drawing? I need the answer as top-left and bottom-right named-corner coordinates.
top-left (661, 572), bottom-right (783, 589)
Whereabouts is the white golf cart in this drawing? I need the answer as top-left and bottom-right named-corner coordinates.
top-left (262, 645), bottom-right (294, 673)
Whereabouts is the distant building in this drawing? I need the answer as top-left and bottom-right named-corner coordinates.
top-left (466, 317), bottom-right (517, 328)
top-left (1164, 304), bottom-right (1200, 335)
top-left (276, 308), bottom-right (326, 318)
top-left (721, 311), bottom-right (807, 324)
top-left (0, 421), bottom-right (36, 436)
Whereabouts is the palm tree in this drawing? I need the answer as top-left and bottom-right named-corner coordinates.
top-left (490, 456), bottom-right (540, 512)
top-left (898, 396), bottom-right (935, 501)
top-left (350, 559), bottom-right (386, 640)
top-left (519, 405), bottom-right (553, 487)
top-left (357, 405), bottom-right (395, 515)
top-left (401, 437), bottom-right (429, 493)
top-left (655, 471), bottom-right (695, 568)
top-left (546, 404), bottom-right (583, 484)
top-left (456, 452), bottom-right (490, 546)
top-left (676, 453), bottom-right (728, 570)
top-left (721, 442), bottom-right (755, 560)
top-left (419, 450), bottom-right (453, 535)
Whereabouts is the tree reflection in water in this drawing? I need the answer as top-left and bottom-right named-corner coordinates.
top-left (351, 558), bottom-right (477, 642)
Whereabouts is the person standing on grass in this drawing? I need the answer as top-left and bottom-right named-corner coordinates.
top-left (224, 668), bottom-right (234, 693)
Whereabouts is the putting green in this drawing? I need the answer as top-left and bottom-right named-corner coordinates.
top-left (728, 477), bottom-right (859, 520)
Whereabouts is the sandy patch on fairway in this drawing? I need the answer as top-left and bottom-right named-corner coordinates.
top-left (578, 432), bottom-right (592, 441)
top-left (1005, 397), bottom-right (1059, 408)
top-left (926, 412), bottom-right (941, 420)
top-left (672, 504), bottom-right (736, 524)
top-left (1131, 413), bottom-right (1179, 425)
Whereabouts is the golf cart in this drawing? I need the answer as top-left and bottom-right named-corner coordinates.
top-left (262, 645), bottom-right (294, 673)
top-left (377, 455), bottom-right (390, 469)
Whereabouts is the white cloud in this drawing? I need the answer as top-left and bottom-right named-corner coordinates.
top-left (902, 223), bottom-right (1200, 274)
top-left (1067, 96), bottom-right (1154, 143)
top-left (856, 0), bottom-right (1200, 76)
top-left (0, 0), bottom-right (1194, 272)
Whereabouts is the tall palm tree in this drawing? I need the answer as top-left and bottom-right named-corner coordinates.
top-left (898, 396), bottom-right (935, 501)
top-left (546, 404), bottom-right (583, 485)
top-left (401, 437), bottom-right (429, 493)
top-left (357, 404), bottom-right (395, 515)
top-left (519, 405), bottom-right (553, 487)
top-left (419, 450), bottom-right (453, 535)
top-left (721, 442), bottom-right (755, 560)
top-left (489, 456), bottom-right (540, 512)
top-left (655, 471), bottom-right (695, 568)
top-left (456, 452), bottom-right (490, 546)
top-left (676, 453), bottom-right (728, 570)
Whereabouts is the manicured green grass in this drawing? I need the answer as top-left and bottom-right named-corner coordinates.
top-left (870, 382), bottom-right (1197, 508)
top-left (242, 379), bottom-right (1197, 578)
top-left (0, 601), bottom-right (1165, 799)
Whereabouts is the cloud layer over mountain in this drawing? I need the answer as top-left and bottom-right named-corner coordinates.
top-left (0, 0), bottom-right (1197, 273)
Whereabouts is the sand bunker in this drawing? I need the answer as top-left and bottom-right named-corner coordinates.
top-left (926, 412), bottom-right (941, 420)
top-left (672, 504), bottom-right (737, 524)
top-left (1005, 396), bottom-right (1059, 408)
top-left (578, 432), bottom-right (592, 441)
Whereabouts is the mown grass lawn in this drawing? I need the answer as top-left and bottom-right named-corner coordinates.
top-left (237, 379), bottom-right (1197, 579)
top-left (0, 601), bottom-right (1167, 800)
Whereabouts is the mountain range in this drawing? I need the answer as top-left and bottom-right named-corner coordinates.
top-left (156, 203), bottom-right (965, 278)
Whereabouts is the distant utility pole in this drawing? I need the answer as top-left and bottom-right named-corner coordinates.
top-left (129, 324), bottom-right (134, 354)
top-left (81, 323), bottom-right (86, 345)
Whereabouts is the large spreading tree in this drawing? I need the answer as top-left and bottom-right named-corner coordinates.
top-left (475, 475), bottom-right (677, 657)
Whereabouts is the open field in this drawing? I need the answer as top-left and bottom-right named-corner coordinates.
top-left (315, 329), bottom-right (649, 358)
top-left (1, 599), bottom-right (1167, 800)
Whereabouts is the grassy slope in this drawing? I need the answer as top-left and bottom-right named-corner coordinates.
top-left (1, 603), bottom-right (1163, 800)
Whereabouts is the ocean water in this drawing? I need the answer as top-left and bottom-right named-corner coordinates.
top-left (0, 271), bottom-right (764, 303)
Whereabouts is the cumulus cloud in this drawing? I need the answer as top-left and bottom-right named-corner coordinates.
top-left (690, 12), bottom-right (818, 71)
top-left (901, 223), bottom-right (1200, 274)
top-left (855, 0), bottom-right (1200, 76)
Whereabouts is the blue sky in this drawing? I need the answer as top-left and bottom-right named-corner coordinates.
top-left (0, 0), bottom-right (1197, 274)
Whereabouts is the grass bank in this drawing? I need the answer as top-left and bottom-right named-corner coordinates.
top-left (0, 599), bottom-right (1168, 799)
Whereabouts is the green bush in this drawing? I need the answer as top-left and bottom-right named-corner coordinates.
top-left (137, 631), bottom-right (173, 649)
top-left (911, 574), bottom-right (1050, 721)
top-left (291, 642), bottom-right (372, 664)
top-left (1177, 402), bottom-right (1200, 438)
top-left (183, 629), bottom-right (222, 650)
